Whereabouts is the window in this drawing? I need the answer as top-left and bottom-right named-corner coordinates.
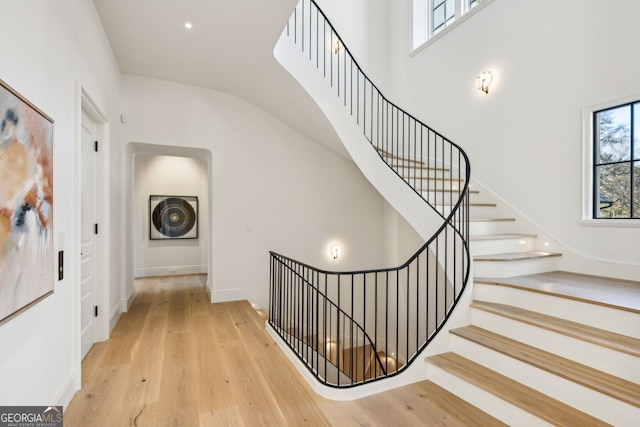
top-left (593, 101), bottom-right (640, 219)
top-left (432, 0), bottom-right (456, 35)
top-left (411, 0), bottom-right (490, 51)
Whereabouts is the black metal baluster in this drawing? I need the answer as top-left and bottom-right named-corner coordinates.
top-left (270, 0), bottom-right (471, 387)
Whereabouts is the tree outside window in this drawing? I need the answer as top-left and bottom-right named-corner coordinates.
top-left (594, 102), bottom-right (640, 219)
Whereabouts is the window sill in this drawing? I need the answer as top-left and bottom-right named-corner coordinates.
top-left (579, 219), bottom-right (640, 228)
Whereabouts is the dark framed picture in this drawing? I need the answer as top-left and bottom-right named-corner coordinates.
top-left (0, 79), bottom-right (55, 326)
top-left (149, 195), bottom-right (198, 240)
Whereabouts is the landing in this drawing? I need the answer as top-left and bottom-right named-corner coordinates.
top-left (475, 271), bottom-right (640, 313)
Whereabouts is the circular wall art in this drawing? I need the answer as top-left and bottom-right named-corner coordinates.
top-left (149, 195), bottom-right (198, 239)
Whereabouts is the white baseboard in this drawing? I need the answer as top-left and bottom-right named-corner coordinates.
top-left (111, 286), bottom-right (136, 333)
top-left (134, 265), bottom-right (207, 278)
top-left (209, 288), bottom-right (266, 312)
top-left (127, 286), bottom-right (135, 309)
top-left (56, 368), bottom-right (80, 409)
top-left (109, 303), bottom-right (122, 333)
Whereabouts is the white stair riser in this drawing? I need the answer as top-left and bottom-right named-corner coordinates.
top-left (470, 237), bottom-right (535, 256)
top-left (393, 169), bottom-right (445, 176)
top-left (473, 283), bottom-right (640, 339)
top-left (450, 336), bottom-right (638, 426)
top-left (471, 308), bottom-right (640, 383)
top-left (399, 178), bottom-right (465, 191)
top-left (469, 206), bottom-right (498, 218)
top-left (439, 205), bottom-right (497, 218)
top-left (426, 362), bottom-right (553, 427)
top-left (470, 221), bottom-right (516, 235)
top-left (472, 256), bottom-right (560, 277)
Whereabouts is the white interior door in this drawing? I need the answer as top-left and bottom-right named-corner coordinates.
top-left (80, 111), bottom-right (97, 360)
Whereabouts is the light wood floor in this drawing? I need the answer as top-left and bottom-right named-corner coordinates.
top-left (476, 271), bottom-right (640, 313)
top-left (64, 275), bottom-right (503, 426)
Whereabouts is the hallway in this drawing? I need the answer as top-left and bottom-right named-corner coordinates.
top-left (64, 275), bottom-right (502, 426)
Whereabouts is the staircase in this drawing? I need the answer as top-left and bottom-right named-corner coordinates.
top-left (268, 0), bottom-right (471, 390)
top-left (270, 1), bottom-right (640, 423)
top-left (420, 182), bottom-right (640, 424)
top-left (465, 185), bottom-right (562, 277)
top-left (286, 327), bottom-right (403, 384)
top-left (425, 272), bottom-right (640, 425)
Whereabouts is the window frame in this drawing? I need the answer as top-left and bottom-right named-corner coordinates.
top-left (410, 0), bottom-right (494, 54)
top-left (582, 96), bottom-right (640, 226)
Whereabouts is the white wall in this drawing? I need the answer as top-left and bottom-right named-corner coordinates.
top-left (133, 155), bottom-right (207, 277)
top-left (315, 0), bottom-right (391, 94)
top-left (383, 201), bottom-right (425, 266)
top-left (121, 75), bottom-right (391, 310)
top-left (0, 0), bottom-right (121, 407)
top-left (377, 0), bottom-right (640, 280)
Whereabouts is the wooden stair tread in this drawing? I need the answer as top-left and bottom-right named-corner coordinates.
top-left (470, 233), bottom-right (537, 241)
top-left (450, 325), bottom-right (640, 408)
top-left (474, 271), bottom-right (640, 314)
top-left (408, 380), bottom-right (508, 426)
top-left (469, 217), bottom-right (515, 222)
top-left (427, 352), bottom-right (609, 426)
top-left (471, 300), bottom-right (640, 357)
top-left (474, 251), bottom-right (561, 262)
top-left (375, 147), bottom-right (423, 164)
top-left (342, 344), bottom-right (374, 381)
top-left (391, 163), bottom-right (449, 171)
top-left (468, 202), bottom-right (497, 207)
top-left (424, 189), bottom-right (479, 194)
top-left (437, 202), bottom-right (496, 208)
top-left (401, 176), bottom-right (465, 182)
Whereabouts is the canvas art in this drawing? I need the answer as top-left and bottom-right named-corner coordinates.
top-left (0, 79), bottom-right (54, 325)
top-left (150, 195), bottom-right (198, 240)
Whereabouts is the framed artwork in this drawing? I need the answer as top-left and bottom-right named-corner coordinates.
top-left (149, 195), bottom-right (198, 240)
top-left (0, 79), bottom-right (54, 326)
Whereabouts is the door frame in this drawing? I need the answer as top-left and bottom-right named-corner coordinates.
top-left (73, 82), bottom-right (110, 368)
top-left (123, 143), bottom-right (213, 308)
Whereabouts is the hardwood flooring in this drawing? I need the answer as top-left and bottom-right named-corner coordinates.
top-left (64, 275), bottom-right (502, 426)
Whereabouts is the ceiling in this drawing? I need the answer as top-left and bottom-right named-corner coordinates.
top-left (93, 0), bottom-right (347, 157)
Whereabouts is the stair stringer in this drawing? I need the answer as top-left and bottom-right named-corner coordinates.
top-left (272, 28), bottom-right (474, 400)
top-left (274, 33), bottom-right (444, 245)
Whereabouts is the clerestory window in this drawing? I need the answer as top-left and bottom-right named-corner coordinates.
top-left (411, 0), bottom-right (490, 51)
top-left (593, 101), bottom-right (640, 219)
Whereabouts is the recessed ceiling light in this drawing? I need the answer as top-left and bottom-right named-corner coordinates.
top-left (184, 22), bottom-right (193, 30)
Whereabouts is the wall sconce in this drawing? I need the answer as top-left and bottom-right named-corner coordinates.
top-left (476, 70), bottom-right (493, 94)
top-left (334, 38), bottom-right (343, 54)
top-left (329, 242), bottom-right (343, 260)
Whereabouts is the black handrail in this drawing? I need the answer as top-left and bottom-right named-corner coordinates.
top-left (270, 0), bottom-right (471, 388)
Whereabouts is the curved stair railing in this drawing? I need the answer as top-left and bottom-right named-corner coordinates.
top-left (270, 253), bottom-right (388, 386)
top-left (269, 0), bottom-right (471, 388)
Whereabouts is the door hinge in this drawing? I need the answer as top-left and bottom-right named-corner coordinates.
top-left (94, 140), bottom-right (98, 152)
top-left (94, 306), bottom-right (98, 317)
top-left (94, 223), bottom-right (98, 235)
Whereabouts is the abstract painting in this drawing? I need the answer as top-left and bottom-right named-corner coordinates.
top-left (149, 195), bottom-right (198, 240)
top-left (0, 79), bottom-right (54, 325)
